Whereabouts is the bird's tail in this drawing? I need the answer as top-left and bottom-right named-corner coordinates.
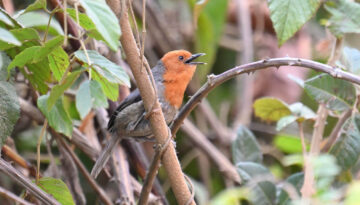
top-left (91, 136), bottom-right (121, 179)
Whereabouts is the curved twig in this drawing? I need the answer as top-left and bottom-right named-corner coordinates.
top-left (172, 57), bottom-right (360, 135)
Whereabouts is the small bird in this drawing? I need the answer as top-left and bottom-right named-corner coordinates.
top-left (91, 50), bottom-right (205, 178)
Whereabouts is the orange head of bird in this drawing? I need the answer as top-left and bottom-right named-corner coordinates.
top-left (160, 50), bottom-right (205, 109)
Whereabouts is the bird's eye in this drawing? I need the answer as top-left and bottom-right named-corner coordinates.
top-left (178, 56), bottom-right (184, 61)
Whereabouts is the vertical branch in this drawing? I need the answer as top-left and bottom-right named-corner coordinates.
top-left (118, 0), bottom-right (195, 203)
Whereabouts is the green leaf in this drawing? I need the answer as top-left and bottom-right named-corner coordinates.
top-left (0, 52), bottom-right (11, 81)
top-left (278, 172), bottom-right (304, 205)
top-left (269, 0), bottom-right (320, 46)
top-left (79, 0), bottom-right (120, 51)
top-left (304, 74), bottom-right (356, 113)
top-left (0, 11), bottom-right (14, 27)
top-left (0, 27), bottom-right (21, 47)
top-left (22, 59), bottom-right (50, 94)
top-left (210, 187), bottom-right (248, 205)
top-left (24, 0), bottom-right (47, 13)
top-left (74, 50), bottom-right (130, 87)
top-left (16, 11), bottom-right (64, 36)
top-left (194, 0), bottom-right (228, 81)
top-left (48, 47), bottom-right (69, 81)
top-left (289, 102), bottom-right (316, 122)
top-left (7, 35), bottom-right (64, 72)
top-left (330, 114), bottom-right (360, 171)
top-left (7, 46), bottom-right (40, 72)
top-left (0, 8), bottom-right (22, 28)
top-left (76, 80), bottom-right (108, 119)
top-left (48, 70), bottom-right (83, 111)
top-left (91, 69), bottom-right (119, 101)
top-left (340, 47), bottom-right (360, 75)
top-left (274, 135), bottom-right (307, 153)
top-left (253, 97), bottom-right (291, 122)
top-left (0, 81), bottom-right (20, 148)
top-left (38, 95), bottom-right (72, 137)
top-left (66, 8), bottom-right (96, 30)
top-left (232, 126), bottom-right (262, 164)
top-left (33, 35), bottom-right (64, 62)
top-left (324, 0), bottom-right (360, 37)
top-left (236, 162), bottom-right (276, 205)
top-left (345, 181), bottom-right (360, 205)
top-left (37, 177), bottom-right (75, 205)
top-left (9, 28), bottom-right (40, 42)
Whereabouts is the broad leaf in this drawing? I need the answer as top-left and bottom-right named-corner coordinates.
top-left (236, 162), bottom-right (276, 205)
top-left (324, 0), bottom-right (360, 37)
top-left (277, 172), bottom-right (304, 205)
top-left (16, 11), bottom-right (64, 35)
top-left (37, 177), bottom-right (75, 205)
top-left (289, 102), bottom-right (316, 122)
top-left (48, 47), bottom-right (69, 81)
top-left (74, 50), bottom-right (130, 87)
top-left (9, 28), bottom-right (40, 42)
top-left (79, 0), bottom-right (120, 51)
top-left (0, 53), bottom-right (19, 147)
top-left (7, 46), bottom-right (40, 72)
top-left (330, 114), bottom-right (360, 171)
top-left (276, 115), bottom-right (297, 131)
top-left (0, 11), bottom-right (14, 27)
top-left (76, 80), bottom-right (108, 119)
top-left (24, 0), bottom-right (47, 13)
top-left (253, 97), bottom-right (291, 122)
top-left (91, 69), bottom-right (119, 101)
top-left (33, 35), bottom-right (64, 63)
top-left (22, 59), bottom-right (50, 94)
top-left (0, 27), bottom-right (21, 47)
top-left (232, 126), bottom-right (262, 164)
top-left (304, 74), bottom-right (356, 113)
top-left (0, 52), bottom-right (10, 81)
top-left (274, 135), bottom-right (307, 154)
top-left (269, 0), bottom-right (320, 46)
top-left (38, 95), bottom-right (72, 137)
top-left (340, 47), bottom-right (360, 75)
top-left (48, 70), bottom-right (83, 111)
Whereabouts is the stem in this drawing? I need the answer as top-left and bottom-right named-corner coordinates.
top-left (36, 120), bottom-right (48, 184)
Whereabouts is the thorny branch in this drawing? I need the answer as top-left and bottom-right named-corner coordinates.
top-left (172, 57), bottom-right (360, 135)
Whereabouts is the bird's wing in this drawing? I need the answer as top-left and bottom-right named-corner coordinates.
top-left (107, 89), bottom-right (142, 132)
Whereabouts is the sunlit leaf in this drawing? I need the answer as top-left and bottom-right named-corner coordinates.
top-left (33, 35), bottom-right (64, 62)
top-left (79, 0), bottom-right (120, 51)
top-left (0, 11), bottom-right (14, 27)
top-left (330, 114), bottom-right (360, 171)
top-left (274, 135), bottom-right (308, 154)
top-left (91, 69), bottom-right (119, 101)
top-left (232, 126), bottom-right (262, 164)
top-left (304, 74), bottom-right (356, 113)
top-left (324, 0), bottom-right (360, 37)
top-left (253, 97), bottom-right (291, 122)
top-left (76, 80), bottom-right (108, 119)
top-left (74, 50), bottom-right (130, 87)
top-left (37, 177), bottom-right (75, 205)
top-left (16, 11), bottom-right (64, 36)
top-left (269, 0), bottom-right (320, 46)
top-left (0, 28), bottom-right (21, 47)
top-left (7, 46), bottom-right (40, 72)
top-left (236, 162), bottom-right (276, 205)
top-left (210, 187), bottom-right (248, 205)
top-left (22, 59), bottom-right (50, 94)
top-left (345, 181), bottom-right (360, 205)
top-left (38, 95), bottom-right (72, 137)
top-left (0, 8), bottom-right (22, 28)
top-left (48, 70), bottom-right (83, 111)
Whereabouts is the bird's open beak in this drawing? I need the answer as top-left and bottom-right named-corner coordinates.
top-left (185, 53), bottom-right (206, 65)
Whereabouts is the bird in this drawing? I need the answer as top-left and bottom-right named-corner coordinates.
top-left (90, 50), bottom-right (205, 178)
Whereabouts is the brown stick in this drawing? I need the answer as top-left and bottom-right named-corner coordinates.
top-left (0, 186), bottom-right (34, 205)
top-left (50, 130), bottom-right (113, 205)
top-left (172, 57), bottom-right (360, 136)
top-left (118, 0), bottom-right (194, 204)
top-left (0, 158), bottom-right (61, 205)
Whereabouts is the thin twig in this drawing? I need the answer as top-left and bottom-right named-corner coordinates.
top-left (128, 0), bottom-right (141, 48)
top-left (0, 186), bottom-right (34, 205)
top-left (322, 109), bottom-right (352, 152)
top-left (0, 158), bottom-right (61, 205)
top-left (310, 104), bottom-right (328, 155)
top-left (1, 145), bottom-right (37, 178)
top-left (36, 120), bottom-right (48, 184)
top-left (171, 57), bottom-right (360, 136)
top-left (50, 129), bottom-right (113, 205)
top-left (181, 119), bottom-right (241, 183)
